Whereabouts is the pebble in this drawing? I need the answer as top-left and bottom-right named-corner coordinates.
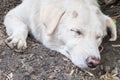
top-left (117, 60), bottom-right (120, 63)
top-left (105, 66), bottom-right (111, 72)
top-left (100, 65), bottom-right (104, 70)
top-left (104, 0), bottom-right (118, 5)
top-left (0, 59), bottom-right (2, 63)
top-left (0, 40), bottom-right (3, 46)
top-left (1, 51), bottom-right (6, 56)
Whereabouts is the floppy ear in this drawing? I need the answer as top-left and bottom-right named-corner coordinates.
top-left (41, 5), bottom-right (65, 35)
top-left (105, 16), bottom-right (117, 41)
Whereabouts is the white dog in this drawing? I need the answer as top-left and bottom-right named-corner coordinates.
top-left (4, 0), bottom-right (117, 69)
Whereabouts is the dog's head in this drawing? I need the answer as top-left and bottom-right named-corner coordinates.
top-left (42, 4), bottom-right (117, 69)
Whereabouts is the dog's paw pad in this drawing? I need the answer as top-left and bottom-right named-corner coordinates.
top-left (5, 36), bottom-right (27, 50)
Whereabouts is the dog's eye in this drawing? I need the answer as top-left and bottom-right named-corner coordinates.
top-left (76, 30), bottom-right (82, 35)
top-left (70, 29), bottom-right (82, 35)
top-left (96, 36), bottom-right (101, 39)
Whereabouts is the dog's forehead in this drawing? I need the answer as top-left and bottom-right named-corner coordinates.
top-left (67, 15), bottom-right (103, 30)
top-left (63, 7), bottom-right (104, 34)
top-left (66, 8), bottom-right (102, 24)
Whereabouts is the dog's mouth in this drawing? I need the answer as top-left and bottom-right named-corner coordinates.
top-left (66, 51), bottom-right (70, 54)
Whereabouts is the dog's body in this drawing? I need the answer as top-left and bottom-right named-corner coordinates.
top-left (4, 0), bottom-right (117, 69)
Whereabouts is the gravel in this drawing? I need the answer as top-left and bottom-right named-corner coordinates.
top-left (0, 0), bottom-right (120, 80)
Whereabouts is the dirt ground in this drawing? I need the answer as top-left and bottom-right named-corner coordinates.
top-left (0, 0), bottom-right (120, 80)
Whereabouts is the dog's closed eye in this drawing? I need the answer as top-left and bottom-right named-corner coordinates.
top-left (70, 29), bottom-right (82, 35)
top-left (96, 35), bottom-right (101, 39)
top-left (76, 30), bottom-right (82, 35)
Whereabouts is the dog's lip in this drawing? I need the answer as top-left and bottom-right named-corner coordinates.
top-left (66, 50), bottom-right (70, 55)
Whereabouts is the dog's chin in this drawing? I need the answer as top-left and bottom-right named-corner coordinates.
top-left (86, 67), bottom-right (96, 70)
top-left (77, 66), bottom-right (97, 70)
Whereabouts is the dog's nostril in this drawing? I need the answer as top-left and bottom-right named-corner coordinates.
top-left (87, 62), bottom-right (95, 68)
top-left (87, 62), bottom-right (97, 68)
top-left (86, 56), bottom-right (100, 68)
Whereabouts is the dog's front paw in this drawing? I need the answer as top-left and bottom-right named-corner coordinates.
top-left (5, 35), bottom-right (27, 52)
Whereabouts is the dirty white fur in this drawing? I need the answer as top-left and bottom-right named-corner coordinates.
top-left (4, 0), bottom-right (117, 69)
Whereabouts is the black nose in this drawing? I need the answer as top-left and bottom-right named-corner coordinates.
top-left (86, 56), bottom-right (100, 68)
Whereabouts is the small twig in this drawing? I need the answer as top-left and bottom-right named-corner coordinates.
top-left (112, 15), bottom-right (120, 19)
top-left (69, 70), bottom-right (75, 76)
top-left (112, 44), bottom-right (120, 47)
top-left (2, 72), bottom-right (13, 80)
top-left (85, 71), bottom-right (95, 77)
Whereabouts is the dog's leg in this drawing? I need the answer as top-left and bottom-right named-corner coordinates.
top-left (4, 14), bottom-right (28, 50)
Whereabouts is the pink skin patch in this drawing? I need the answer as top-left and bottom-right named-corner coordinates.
top-left (72, 11), bottom-right (78, 18)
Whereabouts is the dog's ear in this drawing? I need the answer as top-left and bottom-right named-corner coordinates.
top-left (105, 16), bottom-right (117, 41)
top-left (41, 5), bottom-right (65, 35)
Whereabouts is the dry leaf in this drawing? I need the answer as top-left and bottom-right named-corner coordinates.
top-left (100, 67), bottom-right (120, 80)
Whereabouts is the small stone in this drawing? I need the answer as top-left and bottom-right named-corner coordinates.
top-left (0, 40), bottom-right (3, 45)
top-left (105, 66), bottom-right (110, 72)
top-left (111, 67), bottom-right (118, 76)
top-left (104, 0), bottom-right (118, 5)
top-left (117, 60), bottom-right (120, 63)
top-left (31, 75), bottom-right (38, 80)
top-left (0, 59), bottom-right (2, 63)
top-left (1, 51), bottom-right (6, 55)
top-left (100, 65), bottom-right (104, 70)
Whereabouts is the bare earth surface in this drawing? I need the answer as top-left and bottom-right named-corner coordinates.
top-left (0, 0), bottom-right (120, 80)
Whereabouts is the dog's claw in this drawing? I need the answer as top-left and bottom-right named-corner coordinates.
top-left (5, 35), bottom-right (27, 51)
